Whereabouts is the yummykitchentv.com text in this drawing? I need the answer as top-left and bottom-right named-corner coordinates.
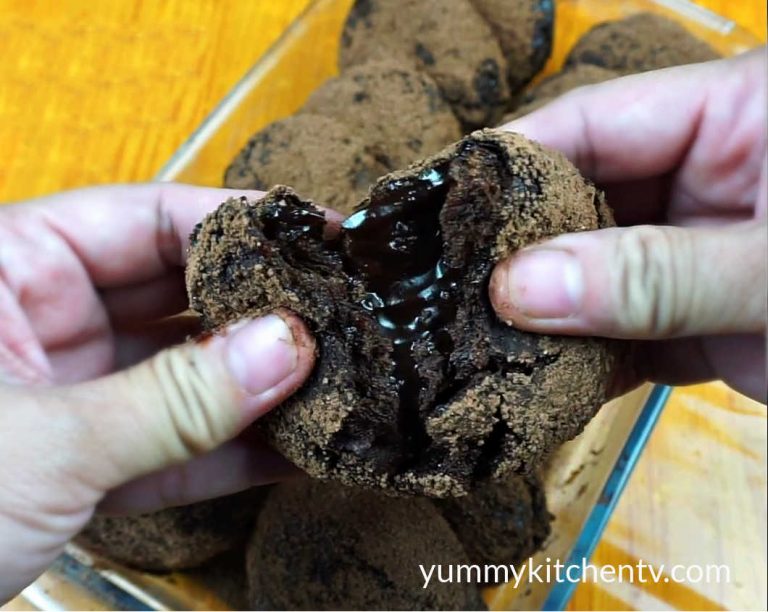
top-left (419, 558), bottom-right (730, 589)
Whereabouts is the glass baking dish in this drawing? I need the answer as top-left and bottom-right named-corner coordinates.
top-left (5, 0), bottom-right (758, 610)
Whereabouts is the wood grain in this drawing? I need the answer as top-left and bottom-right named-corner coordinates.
top-left (0, 0), bottom-right (312, 200)
top-left (0, 1), bottom-right (765, 610)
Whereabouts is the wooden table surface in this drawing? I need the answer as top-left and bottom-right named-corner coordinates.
top-left (0, 1), bottom-right (765, 610)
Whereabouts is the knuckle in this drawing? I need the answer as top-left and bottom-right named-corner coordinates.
top-left (612, 226), bottom-right (688, 337)
top-left (145, 347), bottom-right (235, 460)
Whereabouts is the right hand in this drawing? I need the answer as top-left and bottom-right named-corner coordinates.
top-left (491, 49), bottom-right (767, 401)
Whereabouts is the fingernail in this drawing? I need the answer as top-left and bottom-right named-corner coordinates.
top-left (507, 249), bottom-right (583, 319)
top-left (226, 315), bottom-right (297, 395)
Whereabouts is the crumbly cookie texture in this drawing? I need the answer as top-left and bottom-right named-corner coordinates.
top-left (302, 60), bottom-right (461, 169)
top-left (434, 474), bottom-right (552, 582)
top-left (469, 0), bottom-right (555, 95)
top-left (566, 12), bottom-right (720, 74)
top-left (339, 0), bottom-right (510, 130)
top-left (224, 113), bottom-right (388, 215)
top-left (187, 129), bottom-right (622, 497)
top-left (77, 490), bottom-right (265, 571)
top-left (246, 480), bottom-right (486, 610)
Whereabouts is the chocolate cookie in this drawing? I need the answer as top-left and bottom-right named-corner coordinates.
top-left (246, 479), bottom-right (485, 610)
top-left (187, 129), bottom-right (621, 497)
top-left (469, 0), bottom-right (555, 94)
top-left (302, 60), bottom-right (462, 169)
top-left (224, 114), bottom-right (388, 214)
top-left (434, 475), bottom-right (551, 582)
top-left (190, 549), bottom-right (250, 610)
top-left (566, 12), bottom-right (719, 74)
top-left (77, 490), bottom-right (263, 571)
top-left (500, 64), bottom-right (618, 123)
top-left (339, 0), bottom-right (509, 130)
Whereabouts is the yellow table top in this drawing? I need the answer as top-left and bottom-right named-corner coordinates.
top-left (0, 1), bottom-right (765, 610)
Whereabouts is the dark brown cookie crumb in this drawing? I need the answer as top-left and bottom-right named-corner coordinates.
top-left (302, 60), bottom-right (462, 169)
top-left (246, 479), bottom-right (486, 610)
top-left (224, 113), bottom-right (388, 214)
top-left (187, 129), bottom-right (621, 497)
top-left (469, 0), bottom-right (555, 95)
top-left (566, 12), bottom-right (720, 74)
top-left (339, 0), bottom-right (509, 130)
top-left (77, 490), bottom-right (264, 571)
top-left (434, 475), bottom-right (551, 583)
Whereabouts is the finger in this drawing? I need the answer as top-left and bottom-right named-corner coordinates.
top-left (599, 178), bottom-right (751, 227)
top-left (490, 221), bottom-right (767, 338)
top-left (0, 281), bottom-right (52, 385)
top-left (102, 272), bottom-right (189, 326)
top-left (503, 48), bottom-right (764, 214)
top-left (113, 314), bottom-right (202, 370)
top-left (696, 333), bottom-right (766, 401)
top-left (45, 314), bottom-right (199, 384)
top-left (13, 184), bottom-right (266, 288)
top-left (98, 439), bottom-right (299, 514)
top-left (50, 311), bottom-right (315, 494)
top-left (626, 334), bottom-right (765, 402)
top-left (501, 60), bottom-right (716, 182)
top-left (322, 208), bottom-right (345, 238)
top-left (606, 337), bottom-right (724, 399)
top-left (45, 330), bottom-right (113, 384)
top-left (601, 177), bottom-right (670, 226)
top-left (17, 184), bottom-right (347, 289)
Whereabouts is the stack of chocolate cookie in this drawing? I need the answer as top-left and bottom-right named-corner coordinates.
top-left (225, 0), bottom-right (557, 214)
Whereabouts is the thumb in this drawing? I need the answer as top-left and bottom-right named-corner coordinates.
top-left (56, 312), bottom-right (315, 492)
top-left (490, 222), bottom-right (767, 338)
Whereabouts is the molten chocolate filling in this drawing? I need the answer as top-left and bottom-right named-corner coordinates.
top-left (340, 165), bottom-right (460, 448)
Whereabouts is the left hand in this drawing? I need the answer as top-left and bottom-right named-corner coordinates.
top-left (0, 184), bottom-right (319, 600)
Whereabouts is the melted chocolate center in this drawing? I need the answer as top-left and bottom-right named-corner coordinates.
top-left (341, 165), bottom-right (459, 440)
top-left (261, 201), bottom-right (326, 242)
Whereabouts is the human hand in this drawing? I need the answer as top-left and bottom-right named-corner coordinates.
top-left (491, 49), bottom-right (767, 401)
top-left (0, 184), bottom-right (318, 600)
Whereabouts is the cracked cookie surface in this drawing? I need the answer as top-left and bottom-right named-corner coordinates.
top-left (339, 0), bottom-right (510, 130)
top-left (187, 129), bottom-right (621, 497)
